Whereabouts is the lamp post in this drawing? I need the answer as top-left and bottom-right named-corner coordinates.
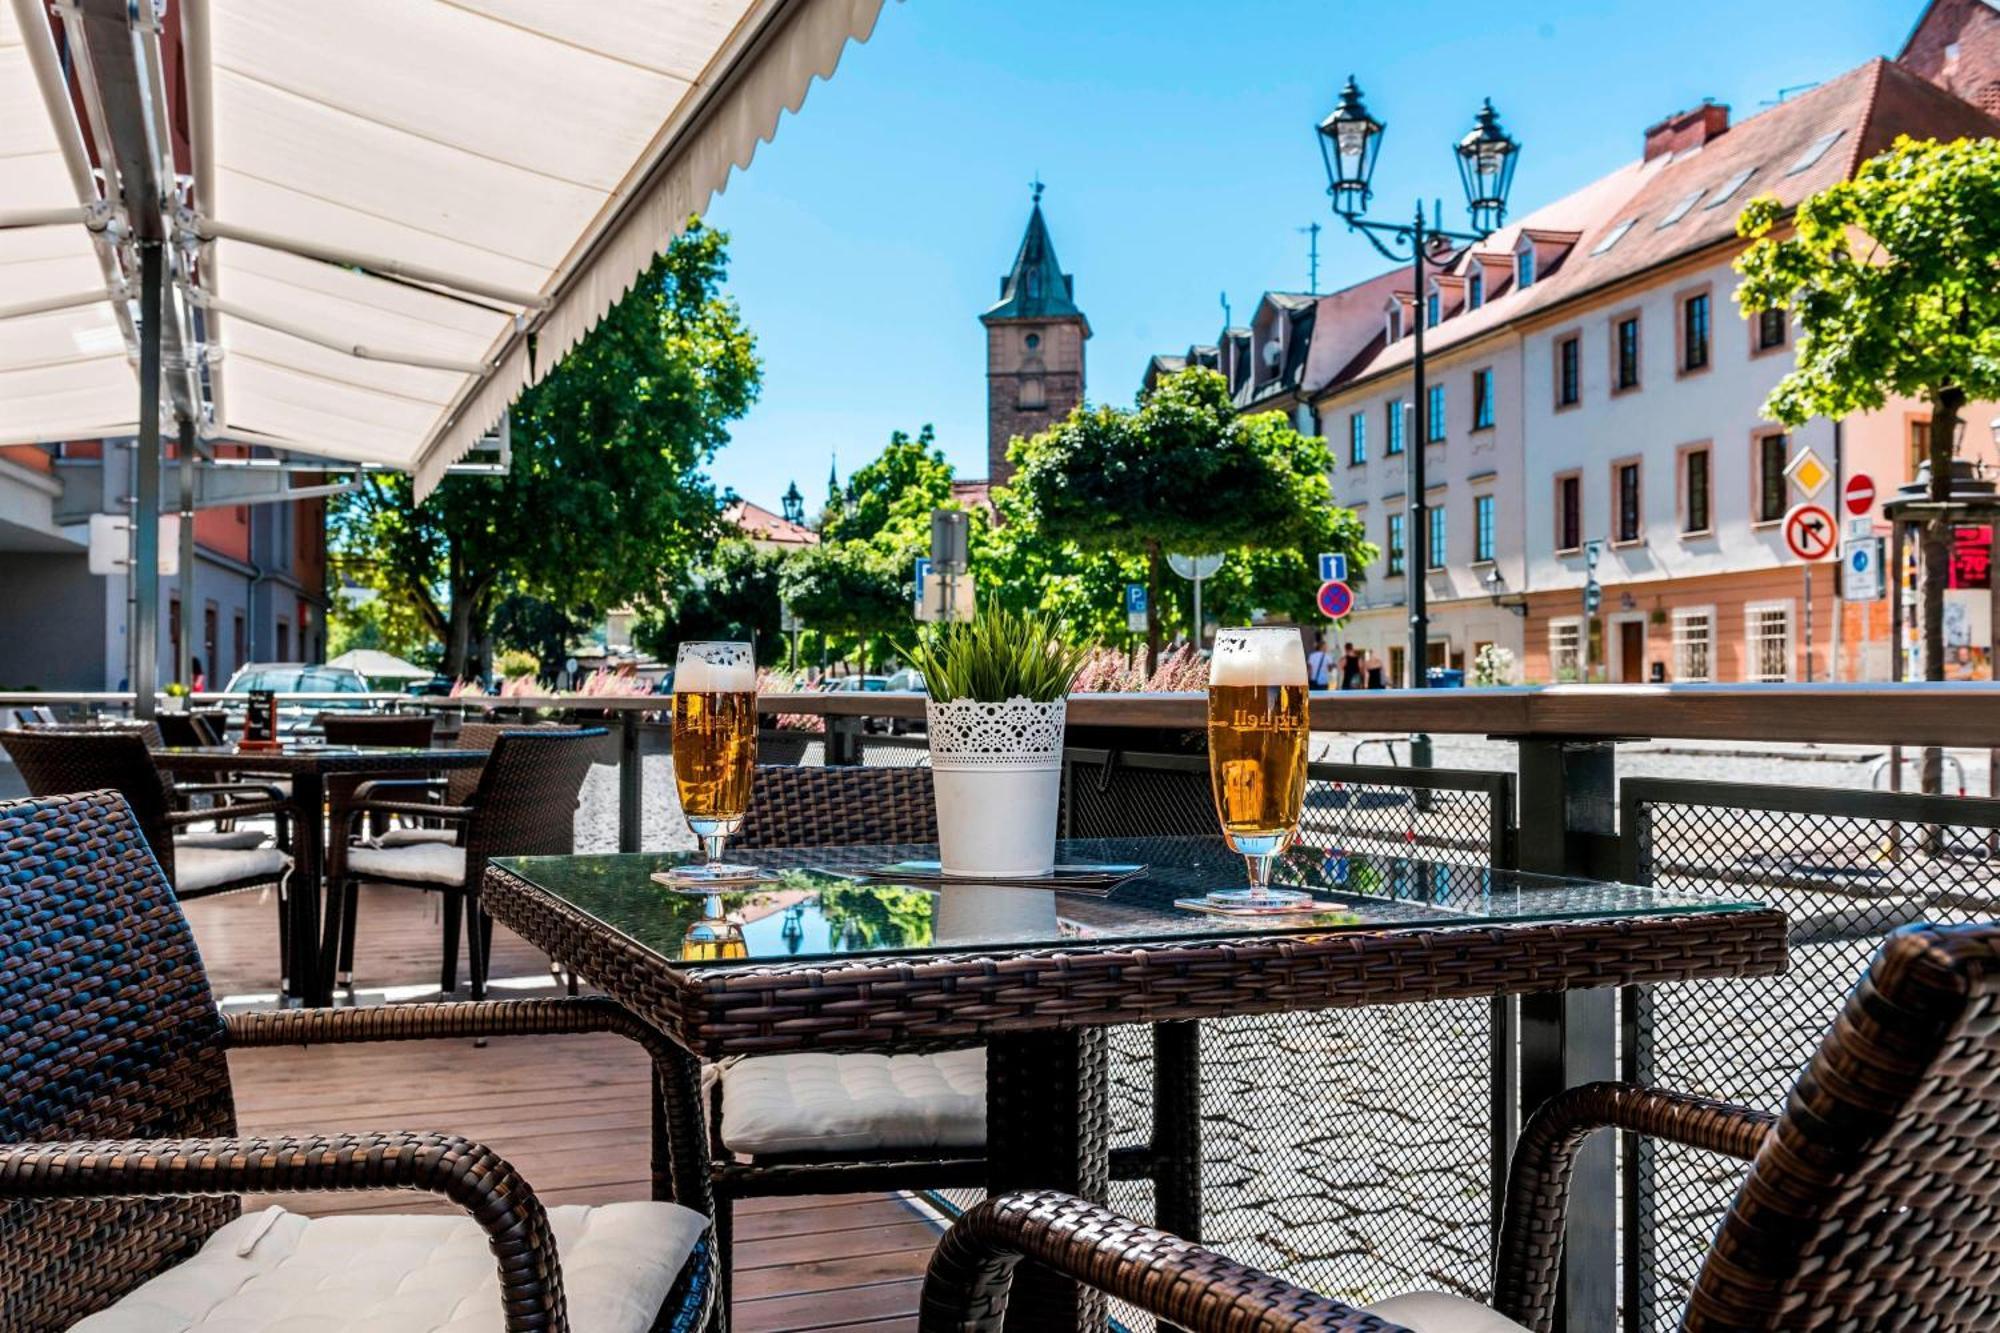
top-left (1317, 80), bottom-right (1519, 707)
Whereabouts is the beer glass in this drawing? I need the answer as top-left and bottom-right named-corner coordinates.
top-left (1206, 626), bottom-right (1310, 896)
top-left (672, 640), bottom-right (758, 877)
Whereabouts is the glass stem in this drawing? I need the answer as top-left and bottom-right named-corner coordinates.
top-left (702, 833), bottom-right (728, 866)
top-left (1245, 852), bottom-right (1277, 895)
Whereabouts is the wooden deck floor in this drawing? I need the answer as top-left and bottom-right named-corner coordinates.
top-left (188, 882), bottom-right (937, 1332)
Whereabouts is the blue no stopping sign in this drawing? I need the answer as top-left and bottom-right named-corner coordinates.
top-left (1317, 579), bottom-right (1353, 619)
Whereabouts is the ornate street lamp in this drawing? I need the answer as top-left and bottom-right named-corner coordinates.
top-left (1316, 80), bottom-right (1519, 715)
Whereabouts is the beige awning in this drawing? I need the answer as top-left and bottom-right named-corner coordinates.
top-left (2, 0), bottom-right (891, 495)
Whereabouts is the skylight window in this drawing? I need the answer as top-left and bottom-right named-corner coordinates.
top-left (1786, 131), bottom-right (1844, 176)
top-left (1657, 190), bottom-right (1705, 227)
top-left (1591, 219), bottom-right (1638, 256)
top-left (1704, 167), bottom-right (1756, 209)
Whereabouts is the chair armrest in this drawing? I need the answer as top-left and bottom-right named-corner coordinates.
top-left (226, 998), bottom-right (711, 1212)
top-left (168, 798), bottom-right (289, 827)
top-left (1493, 1081), bottom-right (1775, 1332)
top-left (177, 780), bottom-right (289, 803)
top-left (344, 776), bottom-right (446, 805)
top-left (920, 1190), bottom-right (1410, 1332)
top-left (0, 1133), bottom-right (566, 1332)
top-left (344, 799), bottom-right (473, 824)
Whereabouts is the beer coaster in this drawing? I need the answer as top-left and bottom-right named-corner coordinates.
top-left (1203, 887), bottom-right (1314, 910)
top-left (1173, 895), bottom-right (1347, 919)
top-left (650, 866), bottom-right (780, 892)
top-left (859, 861), bottom-right (1146, 892)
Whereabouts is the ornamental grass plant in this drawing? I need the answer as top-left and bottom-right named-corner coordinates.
top-left (904, 606), bottom-right (1090, 704)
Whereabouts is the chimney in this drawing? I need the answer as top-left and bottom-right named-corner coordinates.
top-left (1643, 99), bottom-right (1730, 161)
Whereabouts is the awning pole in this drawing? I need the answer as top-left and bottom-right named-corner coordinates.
top-left (178, 414), bottom-right (196, 690)
top-left (133, 240), bottom-right (162, 717)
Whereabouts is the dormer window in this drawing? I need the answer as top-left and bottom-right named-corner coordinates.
top-left (1426, 290), bottom-right (1441, 327)
top-left (1516, 245), bottom-right (1536, 290)
top-left (1467, 270), bottom-right (1484, 309)
top-left (1385, 302), bottom-right (1404, 343)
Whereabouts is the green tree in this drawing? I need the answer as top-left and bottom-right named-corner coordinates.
top-left (330, 220), bottom-right (759, 679)
top-left (489, 592), bottom-right (590, 682)
top-left (636, 538), bottom-right (787, 665)
top-left (777, 540), bottom-right (909, 666)
top-left (823, 424), bottom-right (955, 544)
top-left (1008, 367), bottom-right (1370, 669)
top-left (1736, 135), bottom-right (2000, 790)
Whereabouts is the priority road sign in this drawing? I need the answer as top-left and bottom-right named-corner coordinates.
top-left (1318, 552), bottom-right (1348, 583)
top-left (1783, 502), bottom-right (1837, 562)
top-left (1316, 580), bottom-right (1354, 620)
top-left (1844, 472), bottom-right (1876, 517)
top-left (1785, 446), bottom-right (1831, 498)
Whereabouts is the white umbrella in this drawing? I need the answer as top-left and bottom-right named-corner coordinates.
top-left (327, 648), bottom-right (434, 681)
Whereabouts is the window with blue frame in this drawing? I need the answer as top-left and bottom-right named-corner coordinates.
top-left (1468, 270), bottom-right (1484, 309)
top-left (1385, 399), bottom-right (1405, 454)
top-left (1426, 384), bottom-right (1447, 442)
top-left (1428, 504), bottom-right (1447, 570)
top-left (1386, 513), bottom-right (1405, 575)
top-left (1474, 494), bottom-right (1495, 562)
top-left (1516, 246), bottom-right (1536, 289)
top-left (1348, 411), bottom-right (1367, 464)
top-left (1426, 291), bottom-right (1441, 327)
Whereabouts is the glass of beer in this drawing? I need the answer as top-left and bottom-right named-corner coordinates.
top-left (1206, 626), bottom-right (1310, 898)
top-left (672, 640), bottom-right (758, 878)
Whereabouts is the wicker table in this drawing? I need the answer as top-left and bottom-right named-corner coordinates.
top-left (484, 838), bottom-right (1787, 1331)
top-left (157, 743), bottom-right (487, 1006)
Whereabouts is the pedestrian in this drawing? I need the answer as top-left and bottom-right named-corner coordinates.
top-left (1363, 648), bottom-right (1386, 690)
top-left (1339, 642), bottom-right (1364, 691)
top-left (1306, 634), bottom-right (1335, 690)
top-left (190, 656), bottom-right (206, 692)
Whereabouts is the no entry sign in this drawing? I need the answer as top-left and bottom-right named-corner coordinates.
top-left (1317, 579), bottom-right (1354, 619)
top-left (1783, 503), bottom-right (1837, 562)
top-left (1843, 473), bottom-right (1876, 516)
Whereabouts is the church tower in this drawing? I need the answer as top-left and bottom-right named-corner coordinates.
top-left (981, 185), bottom-right (1089, 483)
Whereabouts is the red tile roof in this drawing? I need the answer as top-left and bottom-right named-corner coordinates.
top-left (725, 499), bottom-right (818, 546)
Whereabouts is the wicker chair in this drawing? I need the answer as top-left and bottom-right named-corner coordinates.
top-left (334, 728), bottom-right (599, 999)
top-left (703, 766), bottom-right (994, 1303)
top-left (316, 711), bottom-right (439, 889)
top-left (918, 919), bottom-right (2000, 1333)
top-left (0, 728), bottom-right (288, 900)
top-left (0, 789), bottom-right (717, 1333)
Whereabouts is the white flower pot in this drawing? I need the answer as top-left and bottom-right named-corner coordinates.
top-left (934, 885), bottom-right (1059, 945)
top-left (926, 697), bottom-right (1066, 878)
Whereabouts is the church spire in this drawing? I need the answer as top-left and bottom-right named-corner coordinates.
top-left (982, 182), bottom-right (1085, 324)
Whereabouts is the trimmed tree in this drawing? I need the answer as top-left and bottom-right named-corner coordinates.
top-left (1735, 135), bottom-right (2000, 790)
top-left (1008, 367), bottom-right (1368, 671)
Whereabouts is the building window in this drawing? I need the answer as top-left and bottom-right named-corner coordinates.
top-left (1348, 411), bottom-right (1367, 465)
top-left (1426, 290), bottom-right (1441, 327)
top-left (1681, 291), bottom-right (1711, 372)
top-left (1549, 619), bottom-right (1582, 680)
top-left (1468, 269), bottom-right (1484, 309)
top-left (1756, 431), bottom-right (1790, 523)
top-left (276, 620), bottom-right (291, 661)
top-left (1556, 472), bottom-right (1583, 552)
top-left (1426, 384), bottom-right (1447, 442)
top-left (1756, 308), bottom-right (1786, 351)
top-left (1018, 377), bottom-right (1046, 409)
top-left (1428, 503), bottom-right (1448, 570)
top-left (1615, 461), bottom-right (1642, 543)
top-left (1516, 246), bottom-right (1536, 290)
top-left (1746, 602), bottom-right (1793, 682)
top-left (1471, 368), bottom-right (1495, 430)
top-left (1672, 608), bottom-right (1713, 682)
top-left (1557, 335), bottom-right (1580, 407)
top-left (1683, 446), bottom-right (1712, 535)
top-left (1385, 306), bottom-right (1403, 343)
top-left (1909, 419), bottom-right (1932, 479)
top-left (1474, 494), bottom-right (1495, 563)
top-left (203, 604), bottom-right (218, 683)
top-left (1025, 332), bottom-right (1041, 350)
top-left (1615, 316), bottom-right (1641, 390)
top-left (233, 612), bottom-right (246, 670)
top-left (1385, 399), bottom-right (1405, 455)
top-left (1386, 512), bottom-right (1405, 575)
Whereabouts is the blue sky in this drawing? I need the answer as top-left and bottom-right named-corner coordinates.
top-left (704, 0), bottom-right (1917, 511)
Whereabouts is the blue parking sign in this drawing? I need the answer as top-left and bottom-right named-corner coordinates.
top-left (1125, 583), bottom-right (1148, 632)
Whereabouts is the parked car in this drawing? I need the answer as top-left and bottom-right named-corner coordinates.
top-left (221, 662), bottom-right (372, 733)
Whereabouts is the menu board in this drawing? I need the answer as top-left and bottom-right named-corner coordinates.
top-left (241, 689), bottom-right (279, 747)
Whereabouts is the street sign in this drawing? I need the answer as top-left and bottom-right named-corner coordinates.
top-left (87, 513), bottom-right (180, 576)
top-left (1845, 515), bottom-right (1875, 539)
top-left (1783, 502), bottom-right (1837, 562)
top-left (912, 557), bottom-right (932, 611)
top-left (1843, 472), bottom-right (1876, 517)
top-left (929, 508), bottom-right (969, 574)
top-left (1843, 536), bottom-right (1886, 601)
top-left (1125, 583), bottom-right (1148, 633)
top-left (920, 574), bottom-right (975, 622)
top-left (1317, 552), bottom-right (1347, 583)
top-left (1785, 446), bottom-right (1831, 498)
top-left (1316, 579), bottom-right (1353, 620)
top-left (779, 602), bottom-right (801, 633)
top-left (1168, 552), bottom-right (1225, 580)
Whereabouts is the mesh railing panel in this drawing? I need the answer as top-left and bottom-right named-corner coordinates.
top-left (1624, 784), bottom-right (2000, 1331)
top-left (1063, 755), bottom-right (1513, 1322)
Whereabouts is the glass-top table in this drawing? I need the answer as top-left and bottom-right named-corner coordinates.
top-left (493, 837), bottom-right (1760, 967)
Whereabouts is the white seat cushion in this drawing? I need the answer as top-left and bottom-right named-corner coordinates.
top-left (720, 1048), bottom-right (985, 1155)
top-left (175, 829), bottom-right (269, 850)
top-left (347, 842), bottom-right (466, 886)
top-left (72, 1200), bottom-right (707, 1333)
top-left (379, 825), bottom-right (459, 847)
top-left (176, 846), bottom-right (288, 893)
top-left (1365, 1292), bottom-right (1531, 1332)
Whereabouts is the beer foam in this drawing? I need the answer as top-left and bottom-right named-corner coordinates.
top-left (673, 645), bottom-right (756, 693)
top-left (1208, 630), bottom-right (1308, 687)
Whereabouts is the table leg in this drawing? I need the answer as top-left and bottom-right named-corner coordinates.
top-left (985, 1028), bottom-right (1110, 1332)
top-left (290, 770), bottom-right (329, 1008)
top-left (618, 712), bottom-right (642, 854)
top-left (1151, 1020), bottom-right (1202, 1242)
